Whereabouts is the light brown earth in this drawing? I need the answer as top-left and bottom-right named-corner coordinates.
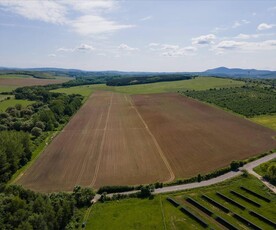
top-left (0, 77), bottom-right (68, 87)
top-left (16, 92), bottom-right (276, 192)
top-left (17, 91), bottom-right (172, 192)
top-left (132, 93), bottom-right (276, 178)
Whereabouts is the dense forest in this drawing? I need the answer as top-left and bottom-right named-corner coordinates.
top-left (0, 82), bottom-right (96, 229)
top-left (183, 86), bottom-right (276, 117)
top-left (106, 74), bottom-right (194, 86)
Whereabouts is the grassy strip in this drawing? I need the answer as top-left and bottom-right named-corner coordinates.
top-left (230, 190), bottom-right (261, 207)
top-left (186, 197), bottom-right (213, 216)
top-left (216, 192), bottom-right (246, 210)
top-left (240, 186), bottom-right (271, 202)
top-left (215, 216), bottom-right (238, 230)
top-left (232, 213), bottom-right (262, 230)
top-left (201, 195), bottom-right (230, 213)
top-left (179, 205), bottom-right (209, 228)
top-left (249, 210), bottom-right (276, 227)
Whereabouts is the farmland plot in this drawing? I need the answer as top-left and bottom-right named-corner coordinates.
top-left (132, 93), bottom-right (276, 178)
top-left (17, 92), bottom-right (276, 192)
top-left (17, 91), bottom-right (172, 192)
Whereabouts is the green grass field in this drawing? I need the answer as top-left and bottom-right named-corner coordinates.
top-left (86, 175), bottom-right (276, 230)
top-left (51, 85), bottom-right (94, 99)
top-left (0, 86), bottom-right (17, 93)
top-left (0, 99), bottom-right (34, 112)
top-left (52, 77), bottom-right (244, 97)
top-left (0, 95), bottom-right (14, 101)
top-left (250, 115), bottom-right (276, 131)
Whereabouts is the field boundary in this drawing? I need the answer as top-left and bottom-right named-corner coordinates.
top-left (128, 96), bottom-right (175, 183)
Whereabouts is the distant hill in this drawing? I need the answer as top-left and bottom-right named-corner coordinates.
top-left (204, 67), bottom-right (276, 79)
top-left (0, 66), bottom-right (275, 79)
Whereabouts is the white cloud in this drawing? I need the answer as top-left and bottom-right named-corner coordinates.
top-left (57, 43), bottom-right (95, 53)
top-left (57, 47), bottom-right (74, 52)
top-left (257, 23), bottom-right (275, 31)
top-left (0, 0), bottom-right (133, 35)
top-left (232, 19), bottom-right (250, 28)
top-left (148, 43), bottom-right (196, 57)
top-left (214, 40), bottom-right (276, 52)
top-left (76, 43), bottom-right (95, 51)
top-left (71, 15), bottom-right (134, 35)
top-left (140, 15), bottom-right (152, 21)
top-left (0, 0), bottom-right (67, 24)
top-left (118, 43), bottom-right (138, 51)
top-left (235, 33), bottom-right (260, 39)
top-left (192, 34), bottom-right (216, 45)
top-left (212, 26), bottom-right (228, 33)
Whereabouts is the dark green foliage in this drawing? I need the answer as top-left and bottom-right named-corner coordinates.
top-left (98, 185), bottom-right (136, 194)
top-left (184, 86), bottom-right (276, 117)
top-left (0, 131), bottom-right (31, 184)
top-left (230, 161), bottom-right (241, 171)
top-left (139, 185), bottom-right (154, 198)
top-left (264, 164), bottom-right (276, 185)
top-left (0, 185), bottom-right (93, 230)
top-left (106, 75), bottom-right (193, 86)
top-left (73, 186), bottom-right (95, 208)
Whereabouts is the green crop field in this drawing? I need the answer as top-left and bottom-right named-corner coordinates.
top-left (86, 175), bottom-right (276, 230)
top-left (51, 85), bottom-right (94, 99)
top-left (52, 77), bottom-right (244, 97)
top-left (250, 115), bottom-right (276, 131)
top-left (0, 99), bottom-right (34, 112)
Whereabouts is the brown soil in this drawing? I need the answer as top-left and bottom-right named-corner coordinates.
top-left (132, 93), bottom-right (276, 179)
top-left (0, 78), bottom-right (68, 87)
top-left (17, 91), bottom-right (171, 192)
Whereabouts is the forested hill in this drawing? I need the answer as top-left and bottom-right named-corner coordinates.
top-left (1, 67), bottom-right (276, 79)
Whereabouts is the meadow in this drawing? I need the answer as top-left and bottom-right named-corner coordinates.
top-left (51, 77), bottom-right (244, 96)
top-left (0, 99), bottom-right (34, 112)
top-left (86, 175), bottom-right (276, 229)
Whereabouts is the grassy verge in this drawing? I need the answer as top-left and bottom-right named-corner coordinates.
top-left (86, 175), bottom-right (276, 230)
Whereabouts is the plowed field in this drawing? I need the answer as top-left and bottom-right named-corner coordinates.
top-left (132, 93), bottom-right (276, 178)
top-left (17, 92), bottom-right (276, 192)
top-left (17, 91), bottom-right (172, 192)
top-left (0, 77), bottom-right (68, 87)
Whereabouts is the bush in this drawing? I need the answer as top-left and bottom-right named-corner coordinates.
top-left (31, 127), bottom-right (42, 137)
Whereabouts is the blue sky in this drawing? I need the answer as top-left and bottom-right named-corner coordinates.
top-left (0, 0), bottom-right (275, 71)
